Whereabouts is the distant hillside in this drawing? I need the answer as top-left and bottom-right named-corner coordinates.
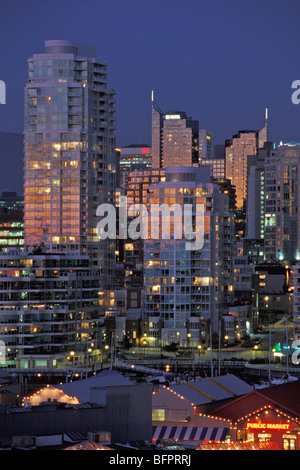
top-left (0, 132), bottom-right (23, 195)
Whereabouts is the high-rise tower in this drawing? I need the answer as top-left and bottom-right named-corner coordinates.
top-left (151, 92), bottom-right (199, 168)
top-left (225, 111), bottom-right (268, 210)
top-left (143, 166), bottom-right (234, 345)
top-left (24, 40), bottom-right (116, 284)
top-left (151, 91), bottom-right (164, 169)
top-left (264, 141), bottom-right (300, 264)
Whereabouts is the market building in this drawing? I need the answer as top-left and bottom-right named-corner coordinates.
top-left (211, 380), bottom-right (300, 450)
top-left (152, 374), bottom-right (252, 448)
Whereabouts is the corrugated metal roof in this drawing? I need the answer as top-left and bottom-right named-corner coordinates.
top-left (213, 380), bottom-right (300, 422)
top-left (5, 406), bottom-right (32, 414)
top-left (59, 372), bottom-right (133, 403)
top-left (166, 374), bottom-right (252, 405)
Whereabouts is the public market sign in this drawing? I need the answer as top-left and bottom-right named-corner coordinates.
top-left (246, 422), bottom-right (290, 431)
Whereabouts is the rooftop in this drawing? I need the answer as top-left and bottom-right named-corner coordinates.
top-left (211, 380), bottom-right (300, 423)
top-left (59, 370), bottom-right (133, 403)
top-left (155, 374), bottom-right (253, 406)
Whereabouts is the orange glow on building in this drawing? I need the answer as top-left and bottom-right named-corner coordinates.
top-left (22, 384), bottom-right (79, 406)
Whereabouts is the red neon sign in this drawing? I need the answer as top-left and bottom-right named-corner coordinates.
top-left (142, 148), bottom-right (149, 154)
top-left (246, 422), bottom-right (290, 431)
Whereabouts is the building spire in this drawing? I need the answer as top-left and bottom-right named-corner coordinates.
top-left (258, 107), bottom-right (269, 145)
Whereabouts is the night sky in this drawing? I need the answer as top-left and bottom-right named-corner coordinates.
top-left (1, 0), bottom-right (300, 149)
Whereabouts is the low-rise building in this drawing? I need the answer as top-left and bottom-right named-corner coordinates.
top-left (0, 371), bottom-right (152, 447)
top-left (211, 380), bottom-right (300, 450)
top-left (152, 374), bottom-right (253, 448)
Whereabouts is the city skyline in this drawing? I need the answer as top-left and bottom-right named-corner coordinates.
top-left (1, 0), bottom-right (300, 453)
top-left (0, 0), bottom-right (300, 150)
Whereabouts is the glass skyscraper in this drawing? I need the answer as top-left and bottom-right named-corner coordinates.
top-left (143, 167), bottom-right (234, 346)
top-left (119, 144), bottom-right (152, 174)
top-left (24, 40), bottom-right (116, 285)
top-left (151, 93), bottom-right (199, 168)
top-left (198, 129), bottom-right (214, 161)
top-left (0, 40), bottom-right (118, 370)
top-left (264, 142), bottom-right (300, 264)
top-left (225, 115), bottom-right (268, 210)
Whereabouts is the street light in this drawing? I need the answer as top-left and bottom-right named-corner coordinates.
top-left (85, 345), bottom-right (93, 379)
top-left (104, 344), bottom-right (109, 364)
top-left (187, 333), bottom-right (191, 351)
top-left (253, 344), bottom-right (259, 361)
top-left (142, 338), bottom-right (147, 357)
top-left (197, 344), bottom-right (202, 361)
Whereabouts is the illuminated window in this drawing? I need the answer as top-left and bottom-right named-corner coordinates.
top-left (152, 409), bottom-right (165, 421)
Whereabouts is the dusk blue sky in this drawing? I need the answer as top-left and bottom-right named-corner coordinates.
top-left (1, 0), bottom-right (300, 148)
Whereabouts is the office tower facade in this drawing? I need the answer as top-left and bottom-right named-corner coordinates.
top-left (0, 192), bottom-right (24, 211)
top-left (233, 255), bottom-right (255, 303)
top-left (119, 144), bottom-right (152, 174)
top-left (0, 249), bottom-right (101, 369)
top-left (247, 164), bottom-right (264, 240)
top-left (242, 239), bottom-right (265, 265)
top-left (264, 142), bottom-right (300, 264)
top-left (151, 94), bottom-right (199, 168)
top-left (293, 264), bottom-right (300, 340)
top-left (116, 168), bottom-right (165, 289)
top-left (214, 178), bottom-right (236, 213)
top-left (200, 141), bottom-right (225, 181)
top-left (246, 142), bottom-right (274, 240)
top-left (254, 259), bottom-right (291, 325)
top-left (151, 93), bottom-right (164, 169)
top-left (198, 129), bottom-right (214, 161)
top-left (225, 115), bottom-right (268, 209)
top-left (143, 167), bottom-right (234, 347)
top-left (200, 158), bottom-right (225, 179)
top-left (24, 40), bottom-right (116, 280)
top-left (0, 192), bottom-right (24, 252)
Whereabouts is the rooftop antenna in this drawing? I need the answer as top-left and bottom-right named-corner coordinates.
top-left (258, 107), bottom-right (269, 143)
